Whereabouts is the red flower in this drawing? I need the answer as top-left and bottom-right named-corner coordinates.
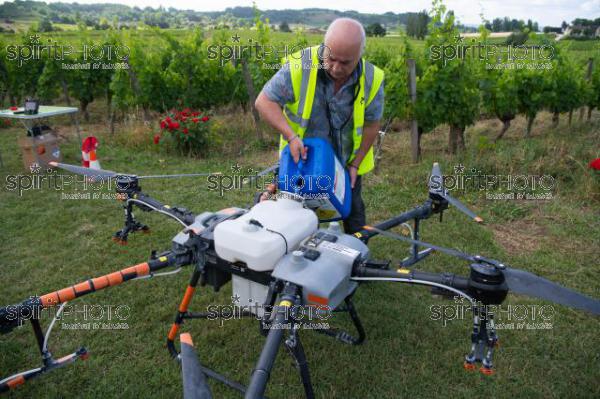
top-left (589, 158), bottom-right (600, 170)
top-left (160, 120), bottom-right (167, 130)
top-left (153, 134), bottom-right (160, 145)
top-left (9, 106), bottom-right (18, 111)
top-left (201, 116), bottom-right (209, 122)
top-left (183, 128), bottom-right (189, 134)
top-left (192, 112), bottom-right (200, 117)
top-left (169, 121), bottom-right (180, 130)
top-left (192, 118), bottom-right (199, 123)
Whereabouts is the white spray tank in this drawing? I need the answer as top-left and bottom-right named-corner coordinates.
top-left (214, 196), bottom-right (318, 271)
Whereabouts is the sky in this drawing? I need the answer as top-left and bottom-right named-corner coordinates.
top-left (6, 0), bottom-right (600, 27)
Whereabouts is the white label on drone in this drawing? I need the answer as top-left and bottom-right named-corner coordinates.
top-left (319, 241), bottom-right (360, 259)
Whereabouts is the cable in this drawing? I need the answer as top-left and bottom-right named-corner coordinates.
top-left (133, 267), bottom-right (182, 280)
top-left (351, 277), bottom-right (474, 304)
top-left (43, 301), bottom-right (68, 352)
top-left (266, 228), bottom-right (288, 254)
top-left (126, 198), bottom-right (187, 227)
top-left (0, 367), bottom-right (42, 385)
top-left (248, 219), bottom-right (289, 254)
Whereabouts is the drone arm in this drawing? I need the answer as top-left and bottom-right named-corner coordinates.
top-left (1, 251), bottom-right (188, 331)
top-left (38, 253), bottom-right (185, 308)
top-left (354, 266), bottom-right (471, 296)
top-left (127, 193), bottom-right (196, 226)
top-left (353, 200), bottom-right (433, 243)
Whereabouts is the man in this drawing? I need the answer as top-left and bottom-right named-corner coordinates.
top-left (255, 18), bottom-right (385, 234)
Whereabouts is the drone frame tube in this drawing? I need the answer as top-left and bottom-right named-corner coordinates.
top-left (38, 255), bottom-right (179, 308)
top-left (356, 266), bottom-right (470, 292)
top-left (353, 199), bottom-right (433, 243)
top-left (245, 284), bottom-right (301, 399)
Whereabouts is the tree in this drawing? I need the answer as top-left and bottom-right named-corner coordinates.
top-left (416, 0), bottom-right (480, 153)
top-left (542, 51), bottom-right (584, 127)
top-left (366, 22), bottom-right (386, 37)
top-left (505, 30), bottom-right (529, 45)
top-left (492, 18), bottom-right (502, 32)
top-left (278, 21), bottom-right (291, 32)
top-left (38, 17), bottom-right (53, 32)
top-left (406, 11), bottom-right (428, 39)
top-left (514, 68), bottom-right (546, 137)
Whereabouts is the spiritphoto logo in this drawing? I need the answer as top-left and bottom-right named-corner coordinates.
top-left (206, 162), bottom-right (335, 197)
top-left (4, 299), bottom-right (130, 323)
top-left (206, 295), bottom-right (332, 328)
top-left (429, 36), bottom-right (555, 67)
top-left (5, 34), bottom-right (130, 69)
top-left (207, 34), bottom-right (331, 68)
top-left (430, 297), bottom-right (555, 330)
top-left (430, 164), bottom-right (555, 200)
top-left (3, 164), bottom-right (127, 198)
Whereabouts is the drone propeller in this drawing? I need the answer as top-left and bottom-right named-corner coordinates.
top-left (242, 162), bottom-right (279, 187)
top-left (501, 268), bottom-right (600, 316)
top-left (180, 333), bottom-right (212, 399)
top-left (363, 225), bottom-right (600, 315)
top-left (255, 163), bottom-right (279, 178)
top-left (48, 162), bottom-right (218, 182)
top-left (429, 162), bottom-right (483, 223)
top-left (49, 161), bottom-right (119, 181)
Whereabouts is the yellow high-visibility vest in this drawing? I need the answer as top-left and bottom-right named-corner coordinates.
top-left (278, 45), bottom-right (384, 175)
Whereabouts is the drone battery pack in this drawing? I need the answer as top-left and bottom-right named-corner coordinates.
top-left (214, 197), bottom-right (318, 271)
top-left (278, 137), bottom-right (351, 222)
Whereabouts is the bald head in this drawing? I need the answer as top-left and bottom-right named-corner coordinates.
top-left (322, 18), bottom-right (365, 83)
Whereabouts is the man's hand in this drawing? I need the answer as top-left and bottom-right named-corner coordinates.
top-left (289, 137), bottom-right (307, 164)
top-left (346, 120), bottom-right (380, 188)
top-left (348, 164), bottom-right (358, 188)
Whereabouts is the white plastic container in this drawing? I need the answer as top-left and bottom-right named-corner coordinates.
top-left (214, 197), bottom-right (318, 271)
top-left (232, 275), bottom-right (269, 316)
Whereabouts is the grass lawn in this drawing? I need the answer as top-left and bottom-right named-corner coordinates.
top-left (0, 110), bottom-right (599, 398)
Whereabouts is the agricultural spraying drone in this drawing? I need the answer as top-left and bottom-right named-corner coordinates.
top-left (1, 142), bottom-right (599, 398)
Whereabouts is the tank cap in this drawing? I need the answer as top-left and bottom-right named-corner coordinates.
top-left (243, 222), bottom-right (260, 232)
top-left (328, 222), bottom-right (341, 233)
top-left (292, 250), bottom-right (305, 264)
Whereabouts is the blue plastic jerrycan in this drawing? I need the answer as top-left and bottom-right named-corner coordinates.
top-left (278, 137), bottom-right (352, 221)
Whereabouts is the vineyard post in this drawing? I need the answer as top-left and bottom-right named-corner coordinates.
top-left (582, 58), bottom-right (593, 121)
top-left (407, 58), bottom-right (420, 163)
top-left (240, 58), bottom-right (262, 139)
top-left (60, 79), bottom-right (82, 144)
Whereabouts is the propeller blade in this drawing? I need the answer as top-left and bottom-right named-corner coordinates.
top-left (48, 161), bottom-right (119, 181)
top-left (428, 162), bottom-right (483, 223)
top-left (444, 193), bottom-right (484, 223)
top-left (428, 162), bottom-right (444, 194)
top-left (255, 163), bottom-right (279, 178)
top-left (50, 162), bottom-right (219, 181)
top-left (180, 333), bottom-right (212, 399)
top-left (243, 163), bottom-right (279, 186)
top-left (503, 268), bottom-right (600, 315)
top-left (138, 172), bottom-right (220, 179)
